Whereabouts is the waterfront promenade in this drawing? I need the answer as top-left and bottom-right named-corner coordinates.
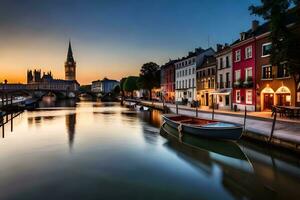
top-left (138, 100), bottom-right (300, 152)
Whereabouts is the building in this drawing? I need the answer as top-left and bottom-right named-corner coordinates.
top-left (160, 59), bottom-right (177, 103)
top-left (212, 44), bottom-right (232, 110)
top-left (175, 47), bottom-right (215, 104)
top-left (65, 41), bottom-right (76, 81)
top-left (196, 55), bottom-right (217, 107)
top-left (91, 78), bottom-right (119, 94)
top-left (91, 80), bottom-right (102, 93)
top-left (255, 8), bottom-right (299, 110)
top-left (231, 21), bottom-right (259, 111)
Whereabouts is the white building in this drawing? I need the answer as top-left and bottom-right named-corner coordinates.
top-left (212, 44), bottom-right (232, 110)
top-left (91, 78), bottom-right (119, 94)
top-left (175, 47), bottom-right (215, 104)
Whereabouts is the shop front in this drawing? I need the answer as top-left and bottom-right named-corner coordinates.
top-left (211, 88), bottom-right (232, 110)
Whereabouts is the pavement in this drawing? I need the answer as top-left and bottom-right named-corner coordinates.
top-left (139, 100), bottom-right (300, 145)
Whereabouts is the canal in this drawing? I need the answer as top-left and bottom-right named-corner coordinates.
top-left (0, 101), bottom-right (300, 199)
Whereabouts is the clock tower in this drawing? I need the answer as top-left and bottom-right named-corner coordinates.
top-left (65, 41), bottom-right (76, 81)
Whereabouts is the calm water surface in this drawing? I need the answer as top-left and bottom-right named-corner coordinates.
top-left (1, 101), bottom-right (300, 200)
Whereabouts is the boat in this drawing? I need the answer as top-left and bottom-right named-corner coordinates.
top-left (162, 114), bottom-right (243, 141)
top-left (160, 122), bottom-right (246, 159)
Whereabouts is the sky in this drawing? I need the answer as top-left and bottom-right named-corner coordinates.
top-left (0, 0), bottom-right (261, 85)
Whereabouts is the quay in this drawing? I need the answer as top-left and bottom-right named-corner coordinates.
top-left (125, 99), bottom-right (300, 153)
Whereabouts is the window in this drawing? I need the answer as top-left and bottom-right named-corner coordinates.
top-left (262, 42), bottom-right (272, 57)
top-left (185, 80), bottom-right (187, 88)
top-left (262, 65), bottom-right (272, 79)
top-left (188, 79), bottom-right (191, 88)
top-left (226, 72), bottom-right (230, 88)
top-left (189, 68), bottom-right (191, 75)
top-left (246, 89), bottom-right (252, 104)
top-left (219, 58), bottom-right (223, 69)
top-left (192, 58), bottom-right (195, 63)
top-left (236, 90), bottom-right (241, 103)
top-left (185, 69), bottom-right (187, 76)
top-left (235, 70), bottom-right (241, 81)
top-left (277, 62), bottom-right (289, 78)
top-left (192, 68), bottom-right (195, 74)
top-left (211, 78), bottom-right (215, 88)
top-left (208, 79), bottom-right (211, 88)
top-left (245, 46), bottom-right (252, 59)
top-left (219, 74), bottom-right (223, 88)
top-left (226, 56), bottom-right (230, 68)
top-left (192, 78), bottom-right (195, 87)
top-left (245, 67), bottom-right (252, 81)
top-left (235, 50), bottom-right (241, 62)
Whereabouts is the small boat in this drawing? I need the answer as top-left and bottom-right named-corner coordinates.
top-left (162, 114), bottom-right (243, 141)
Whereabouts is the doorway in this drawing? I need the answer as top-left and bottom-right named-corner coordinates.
top-left (263, 93), bottom-right (274, 110)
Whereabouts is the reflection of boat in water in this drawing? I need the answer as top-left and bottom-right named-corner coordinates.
top-left (162, 114), bottom-right (243, 141)
top-left (161, 122), bottom-right (247, 160)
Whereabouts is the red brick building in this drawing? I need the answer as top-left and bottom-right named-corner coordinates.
top-left (161, 59), bottom-right (177, 103)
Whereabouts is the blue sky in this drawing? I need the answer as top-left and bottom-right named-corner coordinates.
top-left (0, 0), bottom-right (261, 84)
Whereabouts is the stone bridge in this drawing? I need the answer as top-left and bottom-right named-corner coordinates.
top-left (0, 81), bottom-right (80, 99)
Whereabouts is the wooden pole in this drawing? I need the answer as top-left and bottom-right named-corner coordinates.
top-left (10, 113), bottom-right (13, 132)
top-left (196, 106), bottom-right (198, 117)
top-left (243, 105), bottom-right (247, 132)
top-left (212, 102), bottom-right (215, 120)
top-left (176, 103), bottom-right (178, 115)
top-left (268, 109), bottom-right (277, 143)
top-left (2, 116), bottom-right (4, 138)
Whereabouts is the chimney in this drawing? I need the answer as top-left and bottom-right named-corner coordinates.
top-left (216, 44), bottom-right (223, 52)
top-left (252, 20), bottom-right (259, 32)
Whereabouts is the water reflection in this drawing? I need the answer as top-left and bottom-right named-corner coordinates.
top-left (0, 101), bottom-right (300, 200)
top-left (66, 113), bottom-right (76, 150)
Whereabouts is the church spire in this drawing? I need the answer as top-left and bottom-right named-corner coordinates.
top-left (67, 40), bottom-right (74, 63)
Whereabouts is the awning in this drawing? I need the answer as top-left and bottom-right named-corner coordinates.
top-left (210, 88), bottom-right (232, 95)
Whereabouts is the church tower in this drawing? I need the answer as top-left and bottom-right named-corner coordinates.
top-left (65, 41), bottom-right (76, 81)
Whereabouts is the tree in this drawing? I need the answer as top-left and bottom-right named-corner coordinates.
top-left (123, 76), bottom-right (139, 98)
top-left (138, 62), bottom-right (160, 100)
top-left (120, 77), bottom-right (127, 98)
top-left (249, 1), bottom-right (300, 92)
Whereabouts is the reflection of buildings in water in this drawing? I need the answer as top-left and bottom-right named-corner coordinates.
top-left (139, 110), bottom-right (162, 128)
top-left (39, 99), bottom-right (77, 108)
top-left (27, 116), bottom-right (56, 127)
top-left (65, 113), bottom-right (76, 150)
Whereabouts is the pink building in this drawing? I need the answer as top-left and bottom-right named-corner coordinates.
top-left (232, 21), bottom-right (260, 111)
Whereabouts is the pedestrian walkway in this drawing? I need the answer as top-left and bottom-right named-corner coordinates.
top-left (139, 100), bottom-right (300, 149)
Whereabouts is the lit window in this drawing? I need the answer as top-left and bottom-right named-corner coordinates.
top-left (262, 65), bottom-right (272, 79)
top-left (246, 89), bottom-right (252, 104)
top-left (235, 70), bottom-right (241, 81)
top-left (245, 67), bottom-right (252, 81)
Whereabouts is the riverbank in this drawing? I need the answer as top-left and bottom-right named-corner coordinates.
top-left (132, 100), bottom-right (300, 154)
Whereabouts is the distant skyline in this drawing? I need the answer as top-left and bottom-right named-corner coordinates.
top-left (0, 0), bottom-right (261, 84)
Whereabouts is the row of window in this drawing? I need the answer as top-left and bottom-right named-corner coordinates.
top-left (176, 78), bottom-right (195, 89)
top-left (176, 67), bottom-right (196, 78)
top-left (262, 62), bottom-right (289, 79)
top-left (234, 67), bottom-right (253, 82)
top-left (234, 42), bottom-right (272, 63)
top-left (200, 78), bottom-right (215, 89)
top-left (175, 58), bottom-right (196, 68)
top-left (236, 89), bottom-right (253, 104)
top-left (196, 67), bottom-right (216, 78)
top-left (218, 56), bottom-right (231, 69)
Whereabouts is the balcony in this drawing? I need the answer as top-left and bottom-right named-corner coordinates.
top-left (243, 77), bottom-right (253, 88)
top-left (233, 79), bottom-right (243, 88)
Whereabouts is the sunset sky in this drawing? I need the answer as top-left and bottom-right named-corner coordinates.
top-left (0, 0), bottom-right (260, 85)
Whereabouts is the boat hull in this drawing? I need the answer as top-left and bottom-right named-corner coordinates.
top-left (162, 114), bottom-right (243, 141)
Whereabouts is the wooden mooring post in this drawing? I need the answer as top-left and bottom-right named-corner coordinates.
top-left (243, 106), bottom-right (247, 132)
top-left (176, 103), bottom-right (178, 115)
top-left (196, 106), bottom-right (198, 117)
top-left (212, 103), bottom-right (215, 120)
top-left (268, 109), bottom-right (277, 143)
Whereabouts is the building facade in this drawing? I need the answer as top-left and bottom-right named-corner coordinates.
top-left (65, 41), bottom-right (76, 81)
top-left (196, 55), bottom-right (216, 107)
top-left (232, 21), bottom-right (259, 111)
top-left (212, 44), bottom-right (232, 110)
top-left (160, 59), bottom-right (177, 103)
top-left (175, 52), bottom-right (197, 103)
top-left (91, 78), bottom-right (119, 94)
top-left (255, 9), bottom-right (300, 110)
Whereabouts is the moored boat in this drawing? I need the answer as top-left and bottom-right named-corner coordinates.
top-left (162, 114), bottom-right (243, 141)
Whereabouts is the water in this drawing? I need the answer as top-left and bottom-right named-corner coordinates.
top-left (0, 101), bottom-right (300, 200)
